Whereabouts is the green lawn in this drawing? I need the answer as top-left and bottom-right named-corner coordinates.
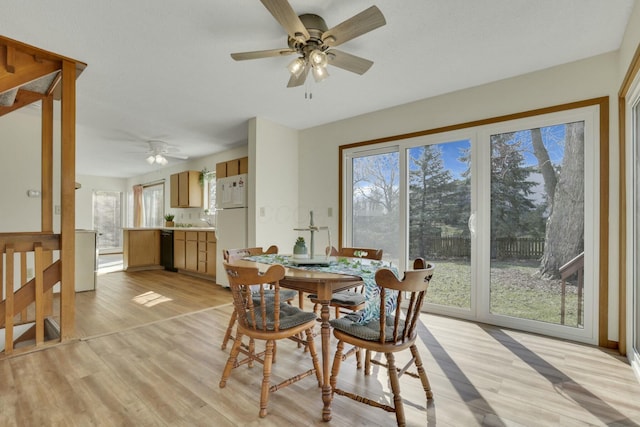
top-left (426, 259), bottom-right (582, 327)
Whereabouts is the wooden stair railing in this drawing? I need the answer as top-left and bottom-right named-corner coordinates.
top-left (1, 233), bottom-right (61, 355)
top-left (559, 251), bottom-right (584, 326)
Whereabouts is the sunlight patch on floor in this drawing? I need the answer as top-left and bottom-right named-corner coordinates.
top-left (97, 254), bottom-right (123, 275)
top-left (132, 291), bottom-right (173, 307)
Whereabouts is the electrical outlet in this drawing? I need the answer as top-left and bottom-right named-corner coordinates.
top-left (328, 207), bottom-right (333, 217)
top-left (54, 205), bottom-right (61, 215)
top-left (260, 207), bottom-right (265, 217)
top-left (27, 267), bottom-right (34, 278)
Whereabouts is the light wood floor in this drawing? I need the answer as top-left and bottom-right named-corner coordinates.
top-left (2, 269), bottom-right (640, 426)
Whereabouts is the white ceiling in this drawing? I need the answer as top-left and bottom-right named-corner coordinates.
top-left (1, 0), bottom-right (635, 178)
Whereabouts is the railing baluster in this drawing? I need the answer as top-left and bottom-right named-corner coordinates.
top-left (5, 244), bottom-right (15, 355)
top-left (20, 252), bottom-right (28, 322)
top-left (35, 244), bottom-right (44, 345)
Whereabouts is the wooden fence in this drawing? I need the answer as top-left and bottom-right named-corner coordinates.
top-left (419, 236), bottom-right (545, 259)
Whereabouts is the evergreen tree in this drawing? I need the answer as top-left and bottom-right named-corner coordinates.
top-left (408, 145), bottom-right (456, 258)
top-left (490, 133), bottom-right (537, 240)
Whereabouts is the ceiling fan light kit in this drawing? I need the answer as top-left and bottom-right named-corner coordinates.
top-left (141, 140), bottom-right (188, 166)
top-left (146, 154), bottom-right (169, 165)
top-left (231, 0), bottom-right (386, 87)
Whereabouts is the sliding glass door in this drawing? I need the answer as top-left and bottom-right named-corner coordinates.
top-left (344, 107), bottom-right (599, 343)
top-left (407, 138), bottom-right (472, 313)
top-left (485, 118), bottom-right (592, 337)
top-left (629, 77), bottom-right (640, 378)
top-left (93, 190), bottom-right (123, 254)
top-left (346, 147), bottom-right (400, 263)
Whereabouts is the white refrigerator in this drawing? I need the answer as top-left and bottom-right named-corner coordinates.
top-left (215, 173), bottom-right (248, 287)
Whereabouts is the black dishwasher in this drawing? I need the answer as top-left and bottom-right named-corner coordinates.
top-left (161, 230), bottom-right (177, 272)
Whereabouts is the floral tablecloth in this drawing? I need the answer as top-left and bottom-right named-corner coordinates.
top-left (245, 254), bottom-right (399, 325)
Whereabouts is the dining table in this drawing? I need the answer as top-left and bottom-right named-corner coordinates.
top-left (230, 254), bottom-right (392, 422)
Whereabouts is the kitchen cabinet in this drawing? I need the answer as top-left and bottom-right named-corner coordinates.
top-left (123, 229), bottom-right (161, 270)
top-left (170, 170), bottom-right (202, 208)
top-left (174, 230), bottom-right (186, 269)
top-left (198, 231), bottom-right (217, 276)
top-left (185, 231), bottom-right (199, 271)
top-left (215, 157), bottom-right (248, 178)
top-left (174, 230), bottom-right (216, 278)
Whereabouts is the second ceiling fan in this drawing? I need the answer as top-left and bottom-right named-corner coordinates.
top-left (231, 0), bottom-right (386, 87)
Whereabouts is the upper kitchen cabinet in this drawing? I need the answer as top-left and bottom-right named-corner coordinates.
top-left (215, 157), bottom-right (248, 178)
top-left (170, 170), bottom-right (202, 208)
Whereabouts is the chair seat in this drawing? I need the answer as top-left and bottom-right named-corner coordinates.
top-left (308, 290), bottom-right (366, 306)
top-left (247, 303), bottom-right (317, 331)
top-left (330, 314), bottom-right (406, 342)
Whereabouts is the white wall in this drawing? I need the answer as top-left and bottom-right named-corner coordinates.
top-left (249, 117), bottom-right (300, 253)
top-left (0, 110), bottom-right (64, 232)
top-left (298, 51), bottom-right (621, 342)
top-left (619, 0), bottom-right (640, 82)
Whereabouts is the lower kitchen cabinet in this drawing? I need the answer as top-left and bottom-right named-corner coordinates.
top-left (123, 229), bottom-right (161, 270)
top-left (174, 230), bottom-right (216, 278)
top-left (198, 231), bottom-right (216, 276)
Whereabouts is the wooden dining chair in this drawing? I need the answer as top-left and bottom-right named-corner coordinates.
top-left (221, 245), bottom-right (297, 350)
top-left (361, 257), bottom-right (427, 375)
top-left (329, 260), bottom-right (435, 427)
top-left (308, 246), bottom-right (383, 318)
top-left (219, 262), bottom-right (322, 418)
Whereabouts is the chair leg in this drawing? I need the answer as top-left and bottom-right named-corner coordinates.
top-left (248, 337), bottom-right (255, 368)
top-left (410, 344), bottom-right (433, 400)
top-left (355, 347), bottom-right (362, 369)
top-left (365, 350), bottom-right (372, 375)
top-left (272, 340), bottom-right (277, 364)
top-left (219, 331), bottom-right (244, 388)
top-left (386, 352), bottom-right (406, 427)
top-left (305, 328), bottom-right (323, 386)
top-left (221, 308), bottom-right (237, 350)
top-left (259, 340), bottom-right (275, 418)
top-left (330, 340), bottom-right (345, 395)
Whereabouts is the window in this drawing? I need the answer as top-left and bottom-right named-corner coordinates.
top-left (342, 103), bottom-right (601, 344)
top-left (142, 183), bottom-right (164, 227)
top-left (206, 174), bottom-right (217, 213)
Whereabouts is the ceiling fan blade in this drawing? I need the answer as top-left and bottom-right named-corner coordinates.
top-left (231, 48), bottom-right (296, 61)
top-left (165, 153), bottom-right (189, 160)
top-left (287, 63), bottom-right (310, 88)
top-left (260, 0), bottom-right (310, 42)
top-left (328, 49), bottom-right (373, 75)
top-left (321, 6), bottom-right (386, 47)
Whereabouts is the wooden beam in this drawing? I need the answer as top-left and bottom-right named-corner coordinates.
top-left (59, 59), bottom-right (76, 340)
top-left (42, 94), bottom-right (55, 316)
top-left (0, 233), bottom-right (60, 253)
top-left (5, 45), bottom-right (15, 73)
top-left (46, 72), bottom-right (61, 97)
top-left (0, 57), bottom-right (60, 94)
top-left (0, 35), bottom-right (86, 74)
top-left (0, 89), bottom-right (44, 117)
top-left (41, 94), bottom-right (54, 233)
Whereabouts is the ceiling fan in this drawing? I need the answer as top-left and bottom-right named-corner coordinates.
top-left (143, 140), bottom-right (188, 166)
top-left (230, 0), bottom-right (386, 87)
